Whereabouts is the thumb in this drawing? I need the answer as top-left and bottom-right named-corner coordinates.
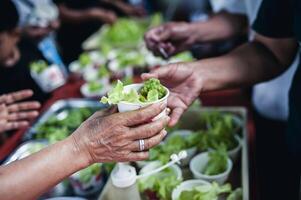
top-left (141, 65), bottom-right (173, 81)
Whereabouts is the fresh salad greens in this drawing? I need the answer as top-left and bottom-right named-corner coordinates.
top-left (227, 188), bottom-right (243, 200)
top-left (139, 167), bottom-right (181, 200)
top-left (34, 108), bottom-right (93, 143)
top-left (202, 145), bottom-right (229, 176)
top-left (99, 18), bottom-right (146, 48)
top-left (178, 182), bottom-right (231, 200)
top-left (30, 60), bottom-right (48, 74)
top-left (97, 66), bottom-right (109, 78)
top-left (77, 163), bottom-right (102, 184)
top-left (197, 112), bottom-right (240, 151)
top-left (87, 81), bottom-right (104, 92)
top-left (149, 133), bottom-right (200, 164)
top-left (79, 52), bottom-right (91, 68)
top-left (110, 50), bottom-right (146, 69)
top-left (100, 78), bottom-right (167, 105)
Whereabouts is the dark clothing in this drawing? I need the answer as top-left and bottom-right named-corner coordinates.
top-left (0, 39), bottom-right (50, 103)
top-left (54, 0), bottom-right (126, 64)
top-left (253, 0), bottom-right (301, 199)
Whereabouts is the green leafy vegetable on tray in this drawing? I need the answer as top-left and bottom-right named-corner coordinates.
top-left (196, 111), bottom-right (240, 151)
top-left (203, 145), bottom-right (229, 176)
top-left (227, 188), bottom-right (243, 200)
top-left (79, 52), bottom-right (92, 67)
top-left (178, 182), bottom-right (231, 200)
top-left (150, 133), bottom-right (200, 164)
top-left (30, 60), bottom-right (48, 74)
top-left (139, 167), bottom-right (181, 200)
top-left (88, 81), bottom-right (104, 92)
top-left (100, 78), bottom-right (167, 105)
top-left (34, 108), bottom-right (93, 143)
top-left (77, 163), bottom-right (102, 184)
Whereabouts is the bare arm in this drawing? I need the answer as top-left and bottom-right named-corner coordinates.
top-left (145, 11), bottom-right (248, 56)
top-left (57, 4), bottom-right (116, 24)
top-left (192, 11), bottom-right (248, 43)
top-left (0, 104), bottom-right (169, 200)
top-left (142, 34), bottom-right (298, 125)
top-left (195, 35), bottom-right (298, 91)
top-left (0, 137), bottom-right (86, 200)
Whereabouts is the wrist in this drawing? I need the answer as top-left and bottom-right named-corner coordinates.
top-left (188, 22), bottom-right (204, 43)
top-left (65, 134), bottom-right (92, 170)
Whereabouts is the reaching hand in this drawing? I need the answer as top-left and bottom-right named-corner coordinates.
top-left (89, 8), bottom-right (117, 25)
top-left (142, 63), bottom-right (203, 126)
top-left (0, 90), bottom-right (41, 133)
top-left (144, 22), bottom-right (198, 57)
top-left (71, 103), bottom-right (170, 164)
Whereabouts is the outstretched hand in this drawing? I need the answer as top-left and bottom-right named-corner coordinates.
top-left (0, 90), bottom-right (41, 133)
top-left (142, 63), bottom-right (203, 126)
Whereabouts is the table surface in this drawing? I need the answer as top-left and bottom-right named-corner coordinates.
top-left (0, 77), bottom-right (257, 199)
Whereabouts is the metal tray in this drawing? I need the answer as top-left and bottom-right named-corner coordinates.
top-left (98, 106), bottom-right (249, 200)
top-left (23, 98), bottom-right (107, 141)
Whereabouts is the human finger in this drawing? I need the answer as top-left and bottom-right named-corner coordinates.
top-left (7, 111), bottom-right (39, 121)
top-left (7, 101), bottom-right (41, 112)
top-left (128, 116), bottom-right (169, 140)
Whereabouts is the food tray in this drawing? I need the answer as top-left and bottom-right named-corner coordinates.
top-left (99, 106), bottom-right (249, 200)
top-left (22, 98), bottom-right (106, 141)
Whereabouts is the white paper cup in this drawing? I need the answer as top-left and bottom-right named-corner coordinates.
top-left (172, 179), bottom-right (211, 200)
top-left (139, 161), bottom-right (182, 181)
top-left (166, 130), bottom-right (197, 167)
top-left (117, 83), bottom-right (169, 120)
top-left (189, 152), bottom-right (232, 185)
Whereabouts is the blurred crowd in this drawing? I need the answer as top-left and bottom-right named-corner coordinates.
top-left (0, 0), bottom-right (300, 199)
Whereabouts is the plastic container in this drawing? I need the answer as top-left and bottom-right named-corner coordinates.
top-left (171, 179), bottom-right (211, 200)
top-left (189, 152), bottom-right (232, 185)
top-left (139, 161), bottom-right (182, 181)
top-left (70, 164), bottom-right (105, 196)
top-left (31, 64), bottom-right (66, 92)
top-left (166, 130), bottom-right (198, 166)
top-left (117, 83), bottom-right (169, 120)
top-left (80, 79), bottom-right (111, 98)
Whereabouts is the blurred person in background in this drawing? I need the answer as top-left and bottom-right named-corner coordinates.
top-left (12, 0), bottom-right (67, 75)
top-left (146, 0), bottom-right (300, 199)
top-left (0, 90), bottom-right (41, 135)
top-left (143, 0), bottom-right (301, 199)
top-left (0, 0), bottom-right (50, 102)
top-left (54, 0), bottom-right (146, 64)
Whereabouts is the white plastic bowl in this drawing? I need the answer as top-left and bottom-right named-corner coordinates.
top-left (117, 83), bottom-right (169, 120)
top-left (166, 130), bottom-right (198, 167)
top-left (80, 80), bottom-right (111, 98)
top-left (139, 161), bottom-right (182, 181)
top-left (171, 179), bottom-right (211, 200)
top-left (189, 152), bottom-right (233, 185)
top-left (69, 61), bottom-right (95, 75)
top-left (227, 134), bottom-right (242, 161)
top-left (209, 134), bottom-right (242, 162)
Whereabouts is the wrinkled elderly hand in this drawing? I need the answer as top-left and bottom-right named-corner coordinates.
top-left (142, 63), bottom-right (202, 126)
top-left (144, 22), bottom-right (198, 57)
top-left (71, 103), bottom-right (170, 164)
top-left (0, 90), bottom-right (41, 133)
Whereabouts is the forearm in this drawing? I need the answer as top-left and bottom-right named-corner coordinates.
top-left (192, 41), bottom-right (293, 92)
top-left (0, 136), bottom-right (89, 200)
top-left (190, 12), bottom-right (248, 43)
top-left (58, 5), bottom-right (103, 24)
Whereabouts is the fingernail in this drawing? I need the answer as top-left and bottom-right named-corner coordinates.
top-left (162, 129), bottom-right (167, 137)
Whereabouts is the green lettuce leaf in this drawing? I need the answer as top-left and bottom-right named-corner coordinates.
top-left (179, 182), bottom-right (231, 200)
top-left (203, 145), bottom-right (229, 175)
